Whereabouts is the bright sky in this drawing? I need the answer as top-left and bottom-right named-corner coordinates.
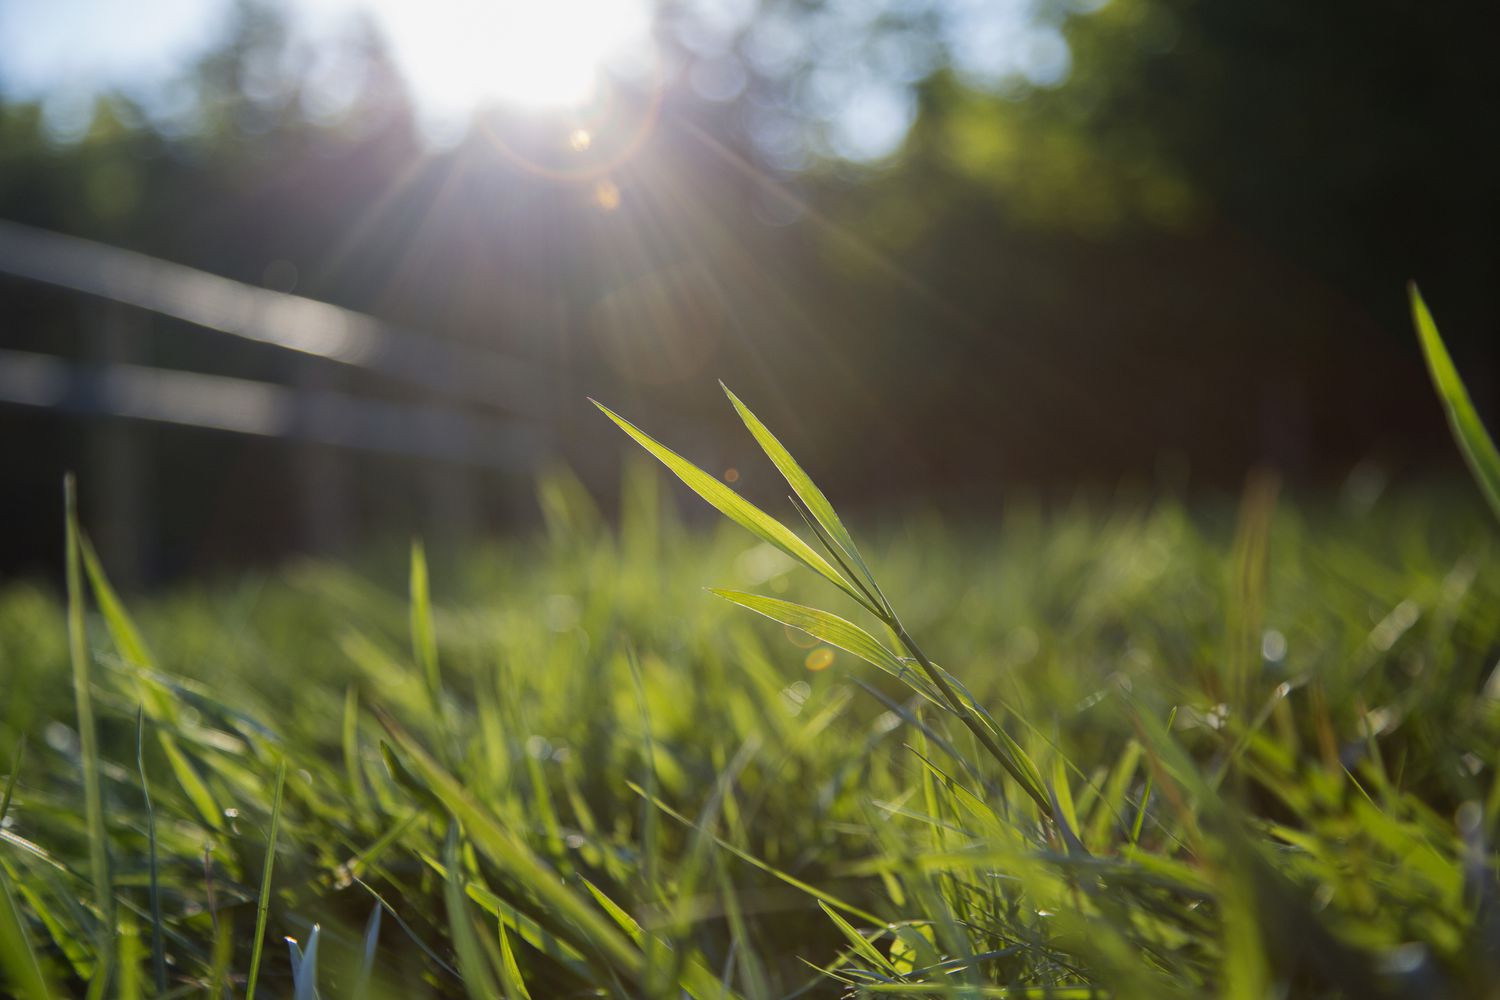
top-left (0, 0), bottom-right (653, 137)
top-left (0, 0), bottom-right (1069, 160)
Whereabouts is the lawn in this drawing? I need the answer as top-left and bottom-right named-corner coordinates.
top-left (2, 446), bottom-right (1498, 996)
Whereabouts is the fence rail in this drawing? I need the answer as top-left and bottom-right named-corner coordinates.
top-left (0, 218), bottom-right (551, 420)
top-left (0, 218), bottom-right (556, 579)
top-left (0, 348), bottom-right (536, 468)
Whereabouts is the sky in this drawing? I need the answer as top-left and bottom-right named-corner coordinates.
top-left (0, 0), bottom-right (1073, 160)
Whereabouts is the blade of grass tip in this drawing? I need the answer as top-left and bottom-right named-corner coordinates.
top-left (78, 535), bottom-right (153, 669)
top-left (590, 399), bottom-right (876, 613)
top-left (0, 734), bottom-right (23, 830)
top-left (353, 903), bottom-right (381, 998)
top-left (292, 924), bottom-right (320, 1000)
top-left (444, 824), bottom-right (503, 1000)
top-left (0, 862), bottom-right (54, 1000)
top-left (1411, 283), bottom-right (1500, 522)
top-left (817, 901), bottom-right (900, 978)
top-left (245, 759), bottom-right (287, 1000)
top-left (64, 476), bottom-right (113, 987)
top-left (496, 919), bottom-right (532, 1000)
top-left (116, 913), bottom-right (140, 1000)
top-left (722, 384), bottom-right (889, 611)
top-left (410, 539), bottom-right (441, 709)
top-left (133, 711), bottom-right (165, 996)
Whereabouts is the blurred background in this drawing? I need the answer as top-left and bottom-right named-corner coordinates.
top-left (0, 0), bottom-right (1495, 586)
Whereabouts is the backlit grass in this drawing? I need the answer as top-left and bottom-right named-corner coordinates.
top-left (1, 459), bottom-right (1497, 997)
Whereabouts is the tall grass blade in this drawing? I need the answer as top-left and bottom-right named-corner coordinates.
top-left (708, 590), bottom-right (940, 702)
top-left (115, 913), bottom-right (140, 1000)
top-left (591, 399), bottom-right (873, 610)
top-left (291, 924), bottom-right (320, 1000)
top-left (377, 715), bottom-right (645, 980)
top-left (354, 878), bottom-right (462, 981)
top-left (0, 863), bottom-right (52, 1000)
top-left (77, 536), bottom-right (152, 669)
top-left (133, 710), bottom-right (165, 996)
top-left (1411, 284), bottom-right (1500, 522)
top-left (817, 901), bottom-right (899, 977)
top-left (63, 476), bottom-right (113, 992)
top-left (156, 732), bottom-right (222, 832)
top-left (721, 384), bottom-right (885, 606)
top-left (0, 735), bottom-right (22, 830)
top-left (496, 919), bottom-right (531, 1000)
top-left (579, 875), bottom-right (744, 1000)
top-left (354, 903), bottom-right (381, 998)
top-left (1130, 706), bottom-right (1177, 849)
top-left (342, 685), bottom-right (370, 816)
top-left (443, 824), bottom-right (502, 1000)
top-left (625, 781), bottom-right (884, 924)
top-left (409, 539), bottom-right (441, 706)
top-left (245, 758), bottom-right (287, 1000)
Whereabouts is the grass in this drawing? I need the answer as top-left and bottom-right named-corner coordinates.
top-left (0, 463), bottom-right (1497, 997)
top-left (0, 299), bottom-right (1498, 997)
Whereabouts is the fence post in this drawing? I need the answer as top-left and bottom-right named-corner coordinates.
top-left (294, 361), bottom-right (350, 555)
top-left (88, 303), bottom-right (149, 587)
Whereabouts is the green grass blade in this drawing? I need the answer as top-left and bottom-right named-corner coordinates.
top-left (409, 539), bottom-right (441, 707)
top-left (625, 781), bottom-right (884, 925)
top-left (116, 913), bottom-right (140, 1000)
top-left (444, 824), bottom-right (503, 1000)
top-left (721, 384), bottom-right (885, 605)
top-left (156, 732), bottom-right (223, 832)
top-left (63, 476), bottom-right (113, 987)
top-left (1130, 707), bottom-right (1177, 848)
top-left (0, 735), bottom-right (23, 830)
top-left (0, 863), bottom-right (52, 1000)
top-left (133, 711), bottom-right (166, 996)
top-left (591, 399), bottom-right (874, 611)
top-left (342, 685), bottom-right (371, 817)
top-left (377, 715), bottom-right (645, 980)
top-left (354, 878), bottom-right (463, 981)
top-left (245, 758), bottom-right (287, 1000)
top-left (580, 874), bottom-right (743, 1000)
top-left (292, 924), bottom-right (320, 1000)
top-left (496, 919), bottom-right (531, 1000)
top-left (579, 877), bottom-right (642, 944)
top-left (78, 535), bottom-right (153, 669)
top-left (1411, 283), bottom-right (1500, 522)
top-left (354, 903), bottom-right (382, 998)
top-left (817, 901), bottom-right (899, 977)
top-left (708, 590), bottom-right (941, 703)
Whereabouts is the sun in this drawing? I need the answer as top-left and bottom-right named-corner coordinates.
top-left (360, 0), bottom-right (655, 117)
